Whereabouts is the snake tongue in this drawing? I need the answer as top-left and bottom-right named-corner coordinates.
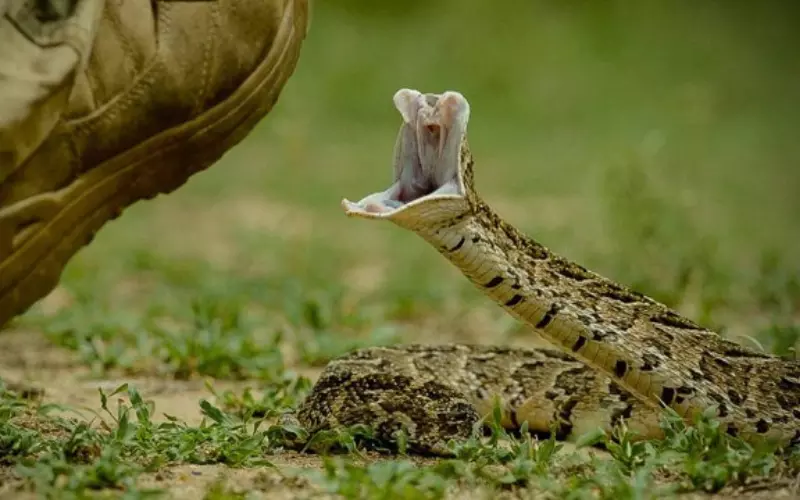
top-left (342, 89), bottom-right (470, 220)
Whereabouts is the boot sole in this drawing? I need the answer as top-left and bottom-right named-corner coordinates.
top-left (0, 0), bottom-right (308, 327)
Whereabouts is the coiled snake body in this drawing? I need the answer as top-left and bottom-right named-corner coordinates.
top-left (285, 89), bottom-right (800, 456)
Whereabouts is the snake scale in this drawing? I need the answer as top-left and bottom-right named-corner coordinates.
top-left (283, 89), bottom-right (800, 456)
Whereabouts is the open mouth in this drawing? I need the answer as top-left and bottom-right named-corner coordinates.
top-left (341, 89), bottom-right (470, 218)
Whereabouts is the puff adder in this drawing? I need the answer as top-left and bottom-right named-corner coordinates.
top-left (286, 89), bottom-right (800, 456)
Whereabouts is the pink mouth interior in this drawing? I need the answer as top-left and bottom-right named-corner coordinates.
top-left (342, 90), bottom-right (469, 216)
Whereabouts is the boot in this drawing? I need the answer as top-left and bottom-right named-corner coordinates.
top-left (0, 0), bottom-right (310, 327)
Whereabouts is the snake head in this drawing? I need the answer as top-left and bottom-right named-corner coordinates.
top-left (341, 89), bottom-right (473, 228)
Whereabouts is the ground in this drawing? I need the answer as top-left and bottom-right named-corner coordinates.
top-left (1, 2), bottom-right (799, 498)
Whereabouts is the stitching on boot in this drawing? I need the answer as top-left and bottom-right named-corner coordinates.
top-left (196, 1), bottom-right (218, 114)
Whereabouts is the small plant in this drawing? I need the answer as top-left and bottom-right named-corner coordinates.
top-left (315, 457), bottom-right (448, 500)
top-left (301, 424), bottom-right (378, 456)
top-left (656, 407), bottom-right (780, 492)
top-left (204, 479), bottom-right (248, 500)
top-left (207, 372), bottom-right (312, 420)
top-left (16, 448), bottom-right (160, 498)
top-left (0, 420), bottom-right (46, 465)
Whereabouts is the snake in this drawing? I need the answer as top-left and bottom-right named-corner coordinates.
top-left (281, 89), bottom-right (800, 456)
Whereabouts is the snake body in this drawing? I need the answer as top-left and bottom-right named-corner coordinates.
top-left (289, 344), bottom-right (663, 455)
top-left (288, 89), bottom-right (799, 455)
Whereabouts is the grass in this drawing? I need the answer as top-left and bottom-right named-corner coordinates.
top-left (2, 0), bottom-right (800, 498)
top-left (2, 381), bottom-right (795, 499)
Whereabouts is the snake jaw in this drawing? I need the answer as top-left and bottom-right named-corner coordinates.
top-left (341, 89), bottom-right (471, 222)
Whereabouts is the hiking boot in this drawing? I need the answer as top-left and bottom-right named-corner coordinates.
top-left (0, 0), bottom-right (310, 327)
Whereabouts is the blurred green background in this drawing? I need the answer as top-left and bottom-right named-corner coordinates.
top-left (22, 0), bottom-right (800, 373)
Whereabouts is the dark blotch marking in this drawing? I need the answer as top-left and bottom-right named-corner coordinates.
top-left (572, 335), bottom-right (587, 352)
top-left (614, 360), bottom-right (628, 378)
top-left (509, 408), bottom-right (521, 430)
top-left (723, 345), bottom-right (770, 359)
top-left (608, 383), bottom-right (626, 395)
top-left (674, 385), bottom-right (694, 405)
top-left (793, 409), bottom-right (800, 419)
top-left (586, 281), bottom-right (646, 304)
top-left (484, 276), bottom-right (504, 288)
top-left (555, 398), bottom-right (579, 440)
top-left (726, 425), bottom-right (739, 437)
top-left (660, 387), bottom-right (676, 406)
top-left (706, 393), bottom-right (731, 419)
top-left (505, 294), bottom-right (524, 307)
top-left (591, 329), bottom-right (612, 341)
top-left (606, 289), bottom-right (642, 303)
top-left (714, 358), bottom-right (732, 368)
top-left (674, 386), bottom-right (694, 405)
top-left (554, 259), bottom-right (594, 282)
top-left (640, 354), bottom-right (660, 372)
top-left (610, 403), bottom-right (634, 428)
top-left (778, 376), bottom-right (800, 391)
top-left (609, 316), bottom-right (635, 332)
top-left (650, 310), bottom-right (702, 330)
top-left (575, 314), bottom-right (593, 328)
top-left (450, 212), bottom-right (469, 225)
top-left (689, 369), bottom-right (705, 381)
top-left (727, 390), bottom-right (743, 405)
top-left (448, 237), bottom-right (465, 252)
top-left (535, 303), bottom-right (559, 329)
top-left (471, 236), bottom-right (480, 243)
top-left (756, 419), bottom-right (770, 434)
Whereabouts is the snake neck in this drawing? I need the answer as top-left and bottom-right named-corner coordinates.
top-left (409, 198), bottom-right (799, 444)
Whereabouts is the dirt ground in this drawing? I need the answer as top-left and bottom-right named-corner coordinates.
top-left (0, 323), bottom-right (320, 498)
top-left (0, 325), bottom-right (510, 499)
top-left (1, 322), bottom-right (798, 500)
